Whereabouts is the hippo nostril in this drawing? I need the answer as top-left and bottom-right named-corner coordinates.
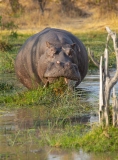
top-left (56, 61), bottom-right (65, 68)
top-left (57, 61), bottom-right (60, 64)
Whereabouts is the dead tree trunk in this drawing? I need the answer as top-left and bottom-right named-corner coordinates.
top-left (99, 56), bottom-right (104, 124)
top-left (103, 27), bottom-right (118, 126)
top-left (99, 47), bottom-right (111, 126)
top-left (112, 87), bottom-right (118, 126)
top-left (89, 27), bottom-right (118, 126)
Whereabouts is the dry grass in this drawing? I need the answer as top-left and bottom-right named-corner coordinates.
top-left (0, 0), bottom-right (118, 33)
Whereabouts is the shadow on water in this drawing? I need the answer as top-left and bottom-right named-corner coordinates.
top-left (0, 72), bottom-right (118, 159)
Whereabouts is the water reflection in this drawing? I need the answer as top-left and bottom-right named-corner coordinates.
top-left (77, 71), bottom-right (118, 105)
top-left (47, 149), bottom-right (91, 160)
top-left (0, 105), bottom-right (118, 159)
top-left (0, 145), bottom-right (92, 160)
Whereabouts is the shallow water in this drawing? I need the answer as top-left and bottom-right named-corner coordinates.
top-left (0, 108), bottom-right (118, 160)
top-left (78, 70), bottom-right (118, 105)
top-left (0, 72), bottom-right (118, 159)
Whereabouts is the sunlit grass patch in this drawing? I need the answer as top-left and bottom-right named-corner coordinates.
top-left (80, 126), bottom-right (118, 152)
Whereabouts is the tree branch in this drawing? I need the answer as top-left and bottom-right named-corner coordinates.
top-left (88, 48), bottom-right (99, 68)
top-left (99, 56), bottom-right (104, 111)
top-left (112, 87), bottom-right (117, 126)
top-left (105, 27), bottom-right (118, 91)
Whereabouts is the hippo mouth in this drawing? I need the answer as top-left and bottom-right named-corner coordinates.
top-left (44, 61), bottom-right (81, 82)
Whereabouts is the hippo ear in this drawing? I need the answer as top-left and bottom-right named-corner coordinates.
top-left (46, 41), bottom-right (51, 48)
top-left (71, 43), bottom-right (76, 49)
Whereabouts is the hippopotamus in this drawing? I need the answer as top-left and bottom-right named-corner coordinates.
top-left (15, 28), bottom-right (88, 89)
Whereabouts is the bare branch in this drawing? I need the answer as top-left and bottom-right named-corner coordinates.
top-left (116, 100), bottom-right (118, 126)
top-left (106, 26), bottom-right (118, 54)
top-left (104, 48), bottom-right (110, 78)
top-left (105, 27), bottom-right (118, 91)
top-left (99, 56), bottom-right (104, 112)
top-left (88, 48), bottom-right (99, 68)
top-left (106, 34), bottom-right (110, 48)
top-left (112, 87), bottom-right (117, 126)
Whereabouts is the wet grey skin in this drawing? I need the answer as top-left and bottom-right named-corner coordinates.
top-left (15, 27), bottom-right (88, 89)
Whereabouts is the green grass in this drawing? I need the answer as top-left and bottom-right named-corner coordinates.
top-left (80, 126), bottom-right (118, 152)
top-left (0, 32), bottom-right (32, 73)
top-left (39, 125), bottom-right (118, 152)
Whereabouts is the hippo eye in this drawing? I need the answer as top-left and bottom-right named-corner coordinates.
top-left (55, 51), bottom-right (59, 55)
top-left (51, 48), bottom-right (58, 54)
top-left (48, 48), bottom-right (57, 57)
top-left (62, 47), bottom-right (73, 57)
top-left (47, 52), bottom-right (54, 57)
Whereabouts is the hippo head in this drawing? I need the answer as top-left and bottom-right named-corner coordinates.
top-left (39, 41), bottom-right (81, 85)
